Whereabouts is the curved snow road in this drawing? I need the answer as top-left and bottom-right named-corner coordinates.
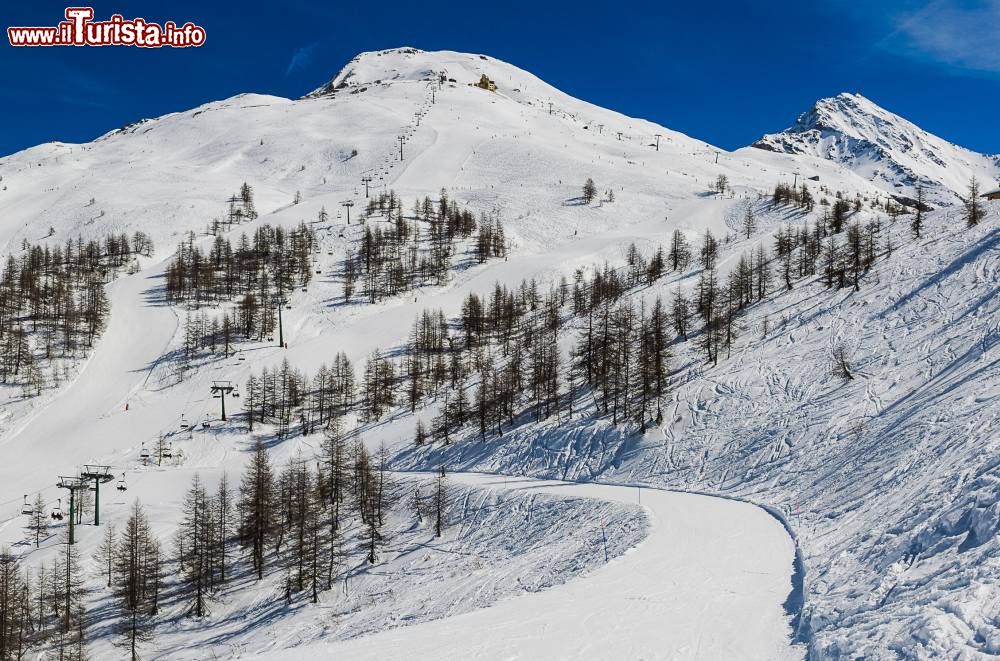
top-left (260, 472), bottom-right (801, 661)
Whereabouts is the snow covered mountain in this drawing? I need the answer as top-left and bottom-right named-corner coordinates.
top-left (0, 47), bottom-right (996, 661)
top-left (750, 92), bottom-right (1000, 205)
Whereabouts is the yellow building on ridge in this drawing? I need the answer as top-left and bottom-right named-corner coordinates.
top-left (473, 74), bottom-right (496, 92)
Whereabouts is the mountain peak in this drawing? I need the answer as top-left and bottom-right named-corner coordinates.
top-left (751, 92), bottom-right (999, 203)
top-left (799, 92), bottom-right (914, 134)
top-left (306, 47), bottom-right (504, 98)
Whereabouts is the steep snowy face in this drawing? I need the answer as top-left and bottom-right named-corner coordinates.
top-left (751, 92), bottom-right (1000, 204)
top-left (306, 47), bottom-right (709, 151)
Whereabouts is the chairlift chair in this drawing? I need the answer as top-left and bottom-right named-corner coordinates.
top-left (140, 443), bottom-right (150, 460)
top-left (51, 499), bottom-right (63, 521)
top-left (21, 495), bottom-right (32, 516)
top-left (162, 443), bottom-right (174, 458)
top-left (116, 474), bottom-right (127, 492)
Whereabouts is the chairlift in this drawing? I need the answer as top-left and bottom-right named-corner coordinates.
top-left (212, 394), bottom-right (222, 399)
top-left (267, 336), bottom-right (274, 342)
top-left (238, 354), bottom-right (246, 361)
top-left (202, 421), bottom-right (210, 429)
top-left (116, 474), bottom-right (127, 492)
top-left (302, 287), bottom-right (308, 292)
top-left (232, 391), bottom-right (241, 398)
top-left (21, 495), bottom-right (33, 516)
top-left (51, 499), bottom-right (64, 521)
top-left (286, 305), bottom-right (292, 310)
top-left (139, 443), bottom-right (151, 460)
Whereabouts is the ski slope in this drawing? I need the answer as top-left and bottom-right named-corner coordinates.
top-left (258, 473), bottom-right (799, 661)
top-left (0, 259), bottom-right (178, 499)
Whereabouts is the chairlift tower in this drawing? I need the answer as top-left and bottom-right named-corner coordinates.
top-left (398, 135), bottom-right (405, 161)
top-left (341, 200), bottom-right (354, 224)
top-left (79, 465), bottom-right (114, 527)
top-left (361, 176), bottom-right (372, 198)
top-left (56, 476), bottom-right (89, 545)
top-left (210, 381), bottom-right (235, 421)
top-left (654, 134), bottom-right (662, 152)
top-left (274, 295), bottom-right (287, 348)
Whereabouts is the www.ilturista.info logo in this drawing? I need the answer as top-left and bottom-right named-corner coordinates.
top-left (8, 7), bottom-right (206, 48)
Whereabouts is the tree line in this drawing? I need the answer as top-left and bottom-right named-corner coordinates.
top-left (0, 231), bottom-right (153, 395)
top-left (0, 533), bottom-right (87, 661)
top-left (244, 355), bottom-right (355, 438)
top-left (165, 223), bottom-right (316, 307)
top-left (208, 182), bottom-right (259, 235)
top-left (243, 242), bottom-right (678, 446)
top-left (347, 188), bottom-right (507, 304)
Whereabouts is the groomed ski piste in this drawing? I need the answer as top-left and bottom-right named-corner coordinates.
top-left (258, 474), bottom-right (798, 661)
top-left (0, 47), bottom-right (997, 659)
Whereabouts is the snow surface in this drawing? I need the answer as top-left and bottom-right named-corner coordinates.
top-left (0, 46), bottom-right (997, 659)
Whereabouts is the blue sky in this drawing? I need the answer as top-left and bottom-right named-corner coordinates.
top-left (1, 0), bottom-right (998, 157)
